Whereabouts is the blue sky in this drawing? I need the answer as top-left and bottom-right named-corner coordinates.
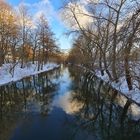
top-left (7, 0), bottom-right (72, 51)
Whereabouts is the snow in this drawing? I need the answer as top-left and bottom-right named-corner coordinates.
top-left (75, 64), bottom-right (140, 120)
top-left (95, 71), bottom-right (140, 106)
top-left (0, 62), bottom-right (60, 86)
top-left (76, 64), bottom-right (140, 106)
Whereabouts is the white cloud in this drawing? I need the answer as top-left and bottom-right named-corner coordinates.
top-left (60, 2), bottom-right (93, 30)
top-left (32, 0), bottom-right (66, 30)
top-left (34, 0), bottom-right (57, 22)
top-left (15, 0), bottom-right (56, 26)
top-left (80, 0), bottom-right (99, 4)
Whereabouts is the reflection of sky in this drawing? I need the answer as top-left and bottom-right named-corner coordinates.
top-left (115, 93), bottom-right (140, 121)
top-left (128, 104), bottom-right (140, 121)
top-left (54, 68), bottom-right (72, 96)
top-left (53, 91), bottom-right (83, 114)
top-left (52, 68), bottom-right (83, 114)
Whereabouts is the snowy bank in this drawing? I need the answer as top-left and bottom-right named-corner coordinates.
top-left (0, 62), bottom-right (60, 86)
top-left (75, 64), bottom-right (140, 106)
top-left (95, 70), bottom-right (140, 106)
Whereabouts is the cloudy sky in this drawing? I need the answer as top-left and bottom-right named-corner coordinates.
top-left (7, 0), bottom-right (72, 51)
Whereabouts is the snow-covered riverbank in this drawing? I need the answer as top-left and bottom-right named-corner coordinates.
top-left (95, 71), bottom-right (140, 105)
top-left (75, 64), bottom-right (140, 106)
top-left (0, 62), bottom-right (60, 86)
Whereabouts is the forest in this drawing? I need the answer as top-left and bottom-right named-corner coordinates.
top-left (65, 0), bottom-right (140, 93)
top-left (0, 0), bottom-right (61, 72)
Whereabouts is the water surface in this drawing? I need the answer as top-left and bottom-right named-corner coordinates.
top-left (0, 65), bottom-right (140, 140)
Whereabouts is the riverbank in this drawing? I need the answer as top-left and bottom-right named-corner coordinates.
top-left (0, 62), bottom-right (60, 86)
top-left (75, 64), bottom-right (140, 106)
top-left (95, 70), bottom-right (140, 105)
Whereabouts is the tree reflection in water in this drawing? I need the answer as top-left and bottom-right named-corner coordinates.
top-left (69, 66), bottom-right (140, 140)
top-left (0, 68), bottom-right (60, 140)
top-left (0, 66), bottom-right (140, 140)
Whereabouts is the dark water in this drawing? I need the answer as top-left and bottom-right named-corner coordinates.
top-left (0, 65), bottom-right (140, 140)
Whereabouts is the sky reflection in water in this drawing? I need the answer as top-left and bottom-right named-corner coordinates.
top-left (0, 66), bottom-right (140, 140)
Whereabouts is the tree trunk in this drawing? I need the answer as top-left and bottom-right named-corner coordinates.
top-left (103, 53), bottom-right (112, 80)
top-left (99, 50), bottom-right (104, 76)
top-left (124, 47), bottom-right (133, 90)
top-left (11, 45), bottom-right (16, 63)
top-left (38, 47), bottom-right (41, 71)
top-left (0, 51), bottom-right (5, 66)
top-left (32, 49), bottom-right (36, 64)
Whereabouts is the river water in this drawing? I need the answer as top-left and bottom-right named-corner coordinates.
top-left (0, 65), bottom-right (140, 140)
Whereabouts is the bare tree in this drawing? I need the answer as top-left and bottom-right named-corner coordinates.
top-left (17, 4), bottom-right (32, 68)
top-left (64, 0), bottom-right (140, 90)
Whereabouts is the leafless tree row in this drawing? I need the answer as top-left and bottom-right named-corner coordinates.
top-left (0, 1), bottom-right (59, 71)
top-left (65, 0), bottom-right (140, 91)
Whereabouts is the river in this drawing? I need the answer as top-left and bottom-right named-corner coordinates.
top-left (0, 65), bottom-right (140, 140)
